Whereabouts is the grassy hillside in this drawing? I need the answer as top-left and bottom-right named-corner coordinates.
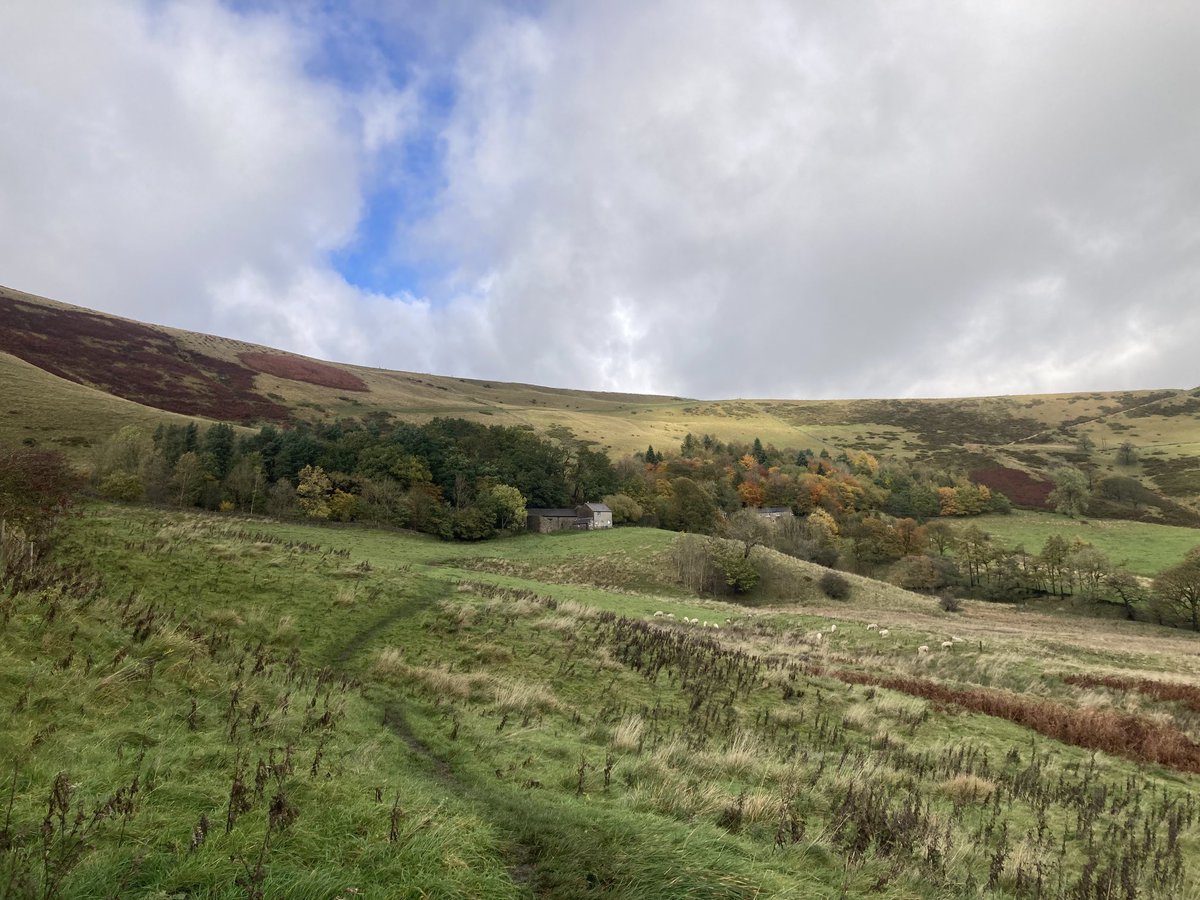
top-left (0, 352), bottom-right (211, 464)
top-left (963, 510), bottom-right (1200, 578)
top-left (5, 503), bottom-right (1200, 897)
top-left (5, 285), bottom-right (1200, 513)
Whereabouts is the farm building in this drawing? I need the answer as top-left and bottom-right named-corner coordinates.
top-left (576, 502), bottom-right (613, 529)
top-left (754, 506), bottom-right (795, 521)
top-left (526, 502), bottom-right (614, 532)
top-left (526, 509), bottom-right (580, 533)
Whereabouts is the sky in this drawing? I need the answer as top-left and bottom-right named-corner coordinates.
top-left (1, 1), bottom-right (1198, 400)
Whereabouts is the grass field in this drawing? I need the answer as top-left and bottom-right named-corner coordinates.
top-left (5, 502), bottom-right (1200, 897)
top-left (964, 510), bottom-right (1200, 576)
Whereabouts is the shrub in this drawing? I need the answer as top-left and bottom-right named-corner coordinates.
top-left (810, 545), bottom-right (840, 568)
top-left (938, 592), bottom-right (963, 613)
top-left (603, 493), bottom-right (643, 525)
top-left (97, 472), bottom-right (144, 502)
top-left (819, 571), bottom-right (851, 600)
top-left (0, 447), bottom-right (79, 536)
top-left (895, 555), bottom-right (940, 592)
top-left (450, 504), bottom-right (497, 541)
top-left (710, 540), bottom-right (760, 594)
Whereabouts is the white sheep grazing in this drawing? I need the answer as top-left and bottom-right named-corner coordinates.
top-left (666, 613), bottom-right (676, 619)
top-left (829, 624), bottom-right (837, 632)
top-left (654, 611), bottom-right (664, 617)
top-left (917, 645), bottom-right (930, 654)
top-left (941, 641), bottom-right (954, 649)
top-left (879, 629), bottom-right (889, 637)
top-left (866, 623), bottom-right (878, 631)
top-left (702, 621), bottom-right (709, 628)
top-left (711, 624), bottom-right (719, 630)
top-left (813, 632), bottom-right (823, 643)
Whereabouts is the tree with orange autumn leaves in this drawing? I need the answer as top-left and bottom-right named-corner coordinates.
top-left (622, 433), bottom-right (1008, 536)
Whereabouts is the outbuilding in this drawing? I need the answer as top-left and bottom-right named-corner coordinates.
top-left (575, 502), bottom-right (613, 529)
top-left (526, 508), bottom-right (581, 533)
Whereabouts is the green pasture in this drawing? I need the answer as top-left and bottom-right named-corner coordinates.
top-left (5, 502), bottom-right (1200, 897)
top-left (963, 509), bottom-right (1200, 576)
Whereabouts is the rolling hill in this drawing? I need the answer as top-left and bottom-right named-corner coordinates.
top-left (5, 283), bottom-right (1200, 897)
top-left (3, 283), bottom-right (1200, 517)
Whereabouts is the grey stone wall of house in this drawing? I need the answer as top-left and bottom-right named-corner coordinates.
top-left (576, 502), bottom-right (614, 529)
top-left (528, 503), bottom-right (614, 532)
top-left (526, 509), bottom-right (580, 533)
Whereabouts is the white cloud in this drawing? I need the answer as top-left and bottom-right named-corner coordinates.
top-left (418, 0), bottom-right (1200, 397)
top-left (2, 1), bottom-right (1198, 400)
top-left (0, 1), bottom-right (368, 326)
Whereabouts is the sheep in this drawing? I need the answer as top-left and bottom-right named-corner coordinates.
top-left (866, 623), bottom-right (878, 631)
top-left (653, 611), bottom-right (664, 617)
top-left (951, 635), bottom-right (963, 643)
top-left (813, 632), bottom-right (823, 643)
top-left (941, 641), bottom-right (954, 649)
top-left (917, 645), bottom-right (930, 654)
top-left (879, 629), bottom-right (889, 637)
top-left (666, 613), bottom-right (676, 619)
top-left (829, 624), bottom-right (837, 632)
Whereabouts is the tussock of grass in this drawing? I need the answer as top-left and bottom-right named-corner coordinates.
top-left (611, 714), bottom-right (644, 751)
top-left (940, 773), bottom-right (995, 803)
top-left (206, 607), bottom-right (244, 628)
top-left (873, 691), bottom-right (929, 725)
top-left (374, 649), bottom-right (492, 700)
top-left (493, 678), bottom-right (559, 713)
top-left (270, 614), bottom-right (299, 646)
top-left (842, 702), bottom-right (876, 731)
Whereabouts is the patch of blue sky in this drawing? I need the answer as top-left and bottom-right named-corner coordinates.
top-left (330, 72), bottom-right (460, 297)
top-left (215, 1), bottom-right (553, 298)
top-left (218, 0), bottom-right (466, 297)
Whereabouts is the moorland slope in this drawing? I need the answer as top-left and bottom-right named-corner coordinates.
top-left (4, 284), bottom-right (1200, 515)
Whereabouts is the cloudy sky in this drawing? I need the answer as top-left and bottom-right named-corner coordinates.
top-left (1, 1), bottom-right (1198, 400)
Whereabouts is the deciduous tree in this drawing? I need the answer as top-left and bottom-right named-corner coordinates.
top-left (1048, 467), bottom-right (1090, 517)
top-left (1155, 550), bottom-right (1200, 631)
top-left (296, 465), bottom-right (333, 519)
top-left (490, 484), bottom-right (527, 532)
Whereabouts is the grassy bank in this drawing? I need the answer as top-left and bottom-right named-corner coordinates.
top-left (963, 510), bottom-right (1200, 576)
top-left (3, 503), bottom-right (1200, 897)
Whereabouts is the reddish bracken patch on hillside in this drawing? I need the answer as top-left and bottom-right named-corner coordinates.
top-left (0, 294), bottom-right (289, 422)
top-left (970, 466), bottom-right (1052, 509)
top-left (239, 352), bottom-right (369, 392)
top-left (807, 664), bottom-right (1200, 774)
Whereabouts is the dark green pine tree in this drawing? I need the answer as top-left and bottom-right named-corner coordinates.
top-left (751, 437), bottom-right (767, 465)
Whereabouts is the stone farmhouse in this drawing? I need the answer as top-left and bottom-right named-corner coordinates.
top-left (527, 502), bottom-right (614, 533)
top-left (754, 506), bottom-right (795, 521)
